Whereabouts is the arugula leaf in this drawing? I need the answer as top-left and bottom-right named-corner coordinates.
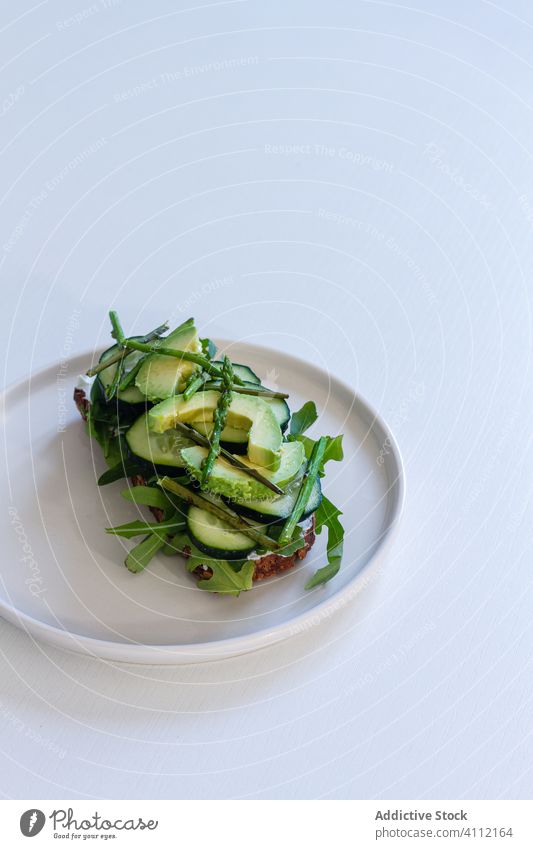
top-left (98, 457), bottom-right (145, 486)
top-left (87, 379), bottom-right (140, 470)
top-left (200, 337), bottom-right (217, 359)
top-left (125, 533), bottom-right (167, 573)
top-left (102, 434), bottom-right (129, 469)
top-left (305, 496), bottom-right (344, 589)
top-left (293, 433), bottom-right (344, 477)
top-left (266, 522), bottom-right (306, 557)
top-left (290, 401), bottom-right (318, 436)
top-left (197, 559), bottom-right (255, 596)
top-left (170, 535), bottom-right (255, 595)
top-left (106, 517), bottom-right (186, 539)
top-left (121, 485), bottom-right (181, 512)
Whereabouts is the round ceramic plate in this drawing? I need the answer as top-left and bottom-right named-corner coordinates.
top-left (0, 342), bottom-right (404, 664)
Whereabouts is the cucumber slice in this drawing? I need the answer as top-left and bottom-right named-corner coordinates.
top-left (186, 505), bottom-right (255, 559)
top-left (126, 413), bottom-right (195, 468)
top-left (180, 441), bottom-right (305, 500)
top-left (97, 339), bottom-right (146, 404)
top-left (266, 397), bottom-right (290, 433)
top-left (230, 473), bottom-right (322, 523)
top-left (216, 362), bottom-right (261, 385)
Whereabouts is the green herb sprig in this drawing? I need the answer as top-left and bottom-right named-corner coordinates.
top-left (203, 381), bottom-right (288, 400)
top-left (200, 356), bottom-right (234, 487)
top-left (278, 436), bottom-right (327, 546)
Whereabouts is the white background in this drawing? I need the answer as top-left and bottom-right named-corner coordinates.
top-left (0, 0), bottom-right (532, 799)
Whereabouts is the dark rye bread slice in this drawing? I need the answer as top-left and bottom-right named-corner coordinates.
top-left (75, 388), bottom-right (317, 581)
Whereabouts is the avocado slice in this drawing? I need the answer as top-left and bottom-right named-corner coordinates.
top-left (148, 391), bottom-right (283, 470)
top-left (135, 320), bottom-right (201, 401)
top-left (179, 442), bottom-right (305, 500)
top-left (190, 420), bottom-right (248, 444)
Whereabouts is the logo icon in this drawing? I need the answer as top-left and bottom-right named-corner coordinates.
top-left (20, 810), bottom-right (46, 837)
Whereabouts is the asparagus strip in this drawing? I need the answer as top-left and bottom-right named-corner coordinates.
top-left (172, 421), bottom-right (284, 495)
top-left (183, 371), bottom-right (208, 402)
top-left (109, 310), bottom-right (126, 345)
top-left (203, 381), bottom-right (289, 400)
top-left (112, 321), bottom-right (172, 392)
top-left (278, 436), bottom-right (328, 545)
top-left (88, 312), bottom-right (246, 387)
top-left (104, 311), bottom-right (128, 399)
top-left (88, 339), bottom-right (221, 379)
top-left (118, 354), bottom-right (146, 391)
top-left (105, 352), bottom-right (126, 400)
top-left (86, 320), bottom-right (170, 377)
top-left (201, 356), bottom-right (233, 487)
top-left (158, 477), bottom-right (280, 551)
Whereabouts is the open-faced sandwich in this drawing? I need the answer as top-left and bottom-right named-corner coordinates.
top-left (74, 313), bottom-right (344, 596)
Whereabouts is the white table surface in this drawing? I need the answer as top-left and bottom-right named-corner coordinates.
top-left (1, 0), bottom-right (532, 800)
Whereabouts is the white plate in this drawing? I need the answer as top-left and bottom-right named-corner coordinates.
top-left (0, 342), bottom-right (404, 664)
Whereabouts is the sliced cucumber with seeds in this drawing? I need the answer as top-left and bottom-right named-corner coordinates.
top-left (125, 413), bottom-right (195, 468)
top-left (186, 505), bottom-right (256, 559)
top-left (266, 397), bottom-right (290, 433)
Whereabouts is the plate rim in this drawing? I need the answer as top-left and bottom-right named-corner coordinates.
top-left (1, 343), bottom-right (405, 665)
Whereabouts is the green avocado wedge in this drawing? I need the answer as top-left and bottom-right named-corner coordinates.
top-left (148, 390), bottom-right (283, 470)
top-left (135, 320), bottom-right (202, 401)
top-left (179, 442), bottom-right (305, 500)
top-left (190, 420), bottom-right (248, 445)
